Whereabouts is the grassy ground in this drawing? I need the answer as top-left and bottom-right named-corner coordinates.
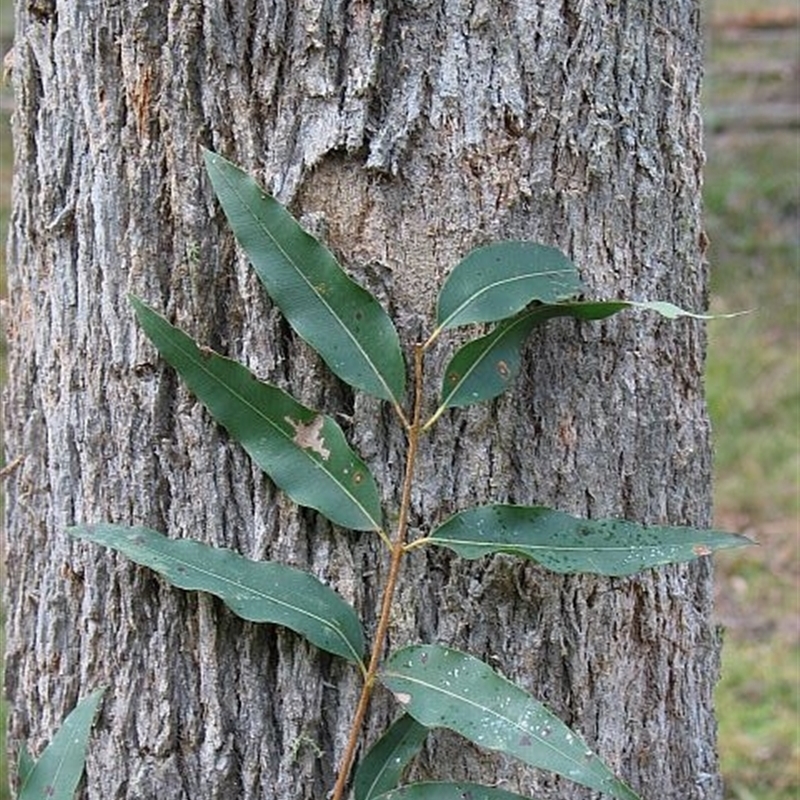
top-left (704, 100), bottom-right (799, 800)
top-left (703, 5), bottom-right (799, 800)
top-left (0, 3), bottom-right (797, 800)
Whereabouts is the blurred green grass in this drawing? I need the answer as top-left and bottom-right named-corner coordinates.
top-left (0, 3), bottom-right (797, 800)
top-left (705, 132), bottom-right (799, 522)
top-left (705, 128), bottom-right (799, 799)
top-left (703, 4), bottom-right (799, 798)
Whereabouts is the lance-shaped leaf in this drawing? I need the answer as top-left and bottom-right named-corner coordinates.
top-left (132, 297), bottom-right (382, 532)
top-left (69, 525), bottom-right (366, 663)
top-left (373, 783), bottom-right (535, 800)
top-left (434, 298), bottom-right (733, 415)
top-left (435, 242), bottom-right (584, 332)
top-left (203, 150), bottom-right (405, 404)
top-left (381, 645), bottom-right (639, 800)
top-left (563, 298), bottom-right (745, 321)
top-left (436, 307), bottom-right (562, 413)
top-left (353, 715), bottom-right (429, 800)
top-left (19, 687), bottom-right (106, 800)
top-left (427, 505), bottom-right (753, 576)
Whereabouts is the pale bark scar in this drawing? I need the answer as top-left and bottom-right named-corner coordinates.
top-left (284, 415), bottom-right (331, 460)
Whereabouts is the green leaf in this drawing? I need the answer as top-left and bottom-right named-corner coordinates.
top-left (381, 645), bottom-right (639, 800)
top-left (435, 298), bottom-right (732, 414)
top-left (627, 299), bottom-right (743, 320)
top-left (556, 298), bottom-right (745, 322)
top-left (353, 715), bottom-right (429, 800)
top-left (131, 297), bottom-right (382, 532)
top-left (69, 525), bottom-right (366, 663)
top-left (373, 783), bottom-right (536, 800)
top-left (17, 743), bottom-right (35, 786)
top-left (203, 150), bottom-right (405, 404)
top-left (435, 242), bottom-right (584, 331)
top-left (19, 687), bottom-right (106, 800)
top-left (427, 505), bottom-right (753, 576)
top-left (437, 307), bottom-right (561, 411)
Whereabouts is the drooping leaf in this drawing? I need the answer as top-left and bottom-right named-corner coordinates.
top-left (19, 687), bottom-right (106, 800)
top-left (381, 645), bottom-right (639, 800)
top-left (558, 298), bottom-right (745, 321)
top-left (435, 242), bottom-right (584, 332)
top-left (353, 715), bottom-right (429, 800)
top-left (373, 783), bottom-right (535, 800)
top-left (433, 298), bottom-right (733, 415)
top-left (627, 299), bottom-right (745, 320)
top-left (131, 297), bottom-right (382, 532)
top-left (203, 150), bottom-right (405, 404)
top-left (426, 505), bottom-right (753, 576)
top-left (69, 525), bottom-right (366, 663)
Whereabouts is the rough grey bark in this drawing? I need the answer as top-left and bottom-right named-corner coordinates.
top-left (3, 2), bottom-right (719, 799)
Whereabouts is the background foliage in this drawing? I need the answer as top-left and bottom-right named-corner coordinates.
top-left (0, 1), bottom-right (797, 798)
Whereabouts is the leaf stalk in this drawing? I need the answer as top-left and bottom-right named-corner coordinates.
top-left (330, 343), bottom-right (426, 800)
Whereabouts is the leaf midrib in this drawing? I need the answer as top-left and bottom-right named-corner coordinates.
top-left (440, 309), bottom-right (544, 408)
top-left (383, 668), bottom-right (611, 785)
top-left (215, 160), bottom-right (399, 404)
top-left (440, 268), bottom-right (577, 330)
top-left (432, 535), bottom-right (688, 554)
top-left (132, 537), bottom-right (362, 662)
top-left (159, 314), bottom-right (382, 532)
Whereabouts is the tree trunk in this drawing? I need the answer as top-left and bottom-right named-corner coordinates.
top-left (3, 2), bottom-right (719, 799)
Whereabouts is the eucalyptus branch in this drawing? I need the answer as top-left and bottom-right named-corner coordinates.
top-left (68, 153), bottom-right (751, 800)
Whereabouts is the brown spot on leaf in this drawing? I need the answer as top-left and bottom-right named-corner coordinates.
top-left (496, 360), bottom-right (510, 378)
top-left (284, 415), bottom-right (331, 460)
top-left (693, 544), bottom-right (712, 556)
